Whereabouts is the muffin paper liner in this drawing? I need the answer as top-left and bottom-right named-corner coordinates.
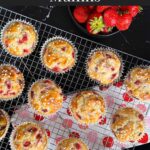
top-left (124, 65), bottom-right (150, 103)
top-left (9, 121), bottom-right (48, 150)
top-left (0, 19), bottom-right (39, 58)
top-left (85, 47), bottom-right (124, 87)
top-left (28, 78), bottom-right (65, 117)
top-left (68, 89), bottom-right (107, 126)
top-left (110, 106), bottom-right (146, 145)
top-left (56, 137), bottom-right (89, 150)
top-left (0, 109), bottom-right (10, 141)
top-left (0, 64), bottom-right (25, 101)
top-left (40, 36), bottom-right (78, 74)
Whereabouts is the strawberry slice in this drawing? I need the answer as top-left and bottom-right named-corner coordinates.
top-left (46, 129), bottom-right (51, 137)
top-left (69, 132), bottom-right (80, 138)
top-left (113, 81), bottom-right (123, 87)
top-left (23, 141), bottom-right (31, 147)
top-left (123, 92), bottom-right (133, 102)
top-left (99, 117), bottom-right (107, 125)
top-left (23, 49), bottom-right (30, 53)
top-left (102, 136), bottom-right (114, 148)
top-left (5, 81), bottom-right (11, 89)
top-left (52, 66), bottom-right (60, 73)
top-left (19, 33), bottom-right (28, 44)
top-left (66, 108), bottom-right (72, 116)
top-left (74, 143), bottom-right (81, 150)
top-left (34, 113), bottom-right (44, 121)
top-left (138, 133), bottom-right (148, 143)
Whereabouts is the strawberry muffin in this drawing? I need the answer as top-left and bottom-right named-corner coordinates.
top-left (111, 107), bottom-right (145, 142)
top-left (1, 20), bottom-right (38, 57)
top-left (70, 90), bottom-right (105, 125)
top-left (0, 109), bottom-right (10, 140)
top-left (124, 66), bottom-right (150, 102)
top-left (41, 37), bottom-right (77, 73)
top-left (0, 65), bottom-right (25, 100)
top-left (87, 48), bottom-right (122, 85)
top-left (28, 79), bottom-right (64, 116)
top-left (10, 122), bottom-right (48, 150)
top-left (56, 138), bottom-right (88, 150)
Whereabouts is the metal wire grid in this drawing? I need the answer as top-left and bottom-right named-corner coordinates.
top-left (0, 6), bottom-right (149, 150)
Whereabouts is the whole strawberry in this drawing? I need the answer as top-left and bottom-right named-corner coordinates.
top-left (73, 6), bottom-right (89, 23)
top-left (86, 13), bottom-right (105, 34)
top-left (96, 6), bottom-right (110, 13)
top-left (104, 8), bottom-right (118, 27)
top-left (127, 6), bottom-right (142, 17)
top-left (116, 14), bottom-right (132, 31)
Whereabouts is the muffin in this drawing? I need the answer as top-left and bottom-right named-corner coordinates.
top-left (1, 20), bottom-right (38, 57)
top-left (10, 122), bottom-right (48, 150)
top-left (70, 90), bottom-right (105, 125)
top-left (41, 37), bottom-right (77, 73)
top-left (87, 49), bottom-right (122, 85)
top-left (0, 109), bottom-right (10, 140)
top-left (111, 107), bottom-right (145, 142)
top-left (56, 138), bottom-right (88, 150)
top-left (28, 79), bottom-right (64, 116)
top-left (124, 66), bottom-right (150, 102)
top-left (0, 65), bottom-right (25, 100)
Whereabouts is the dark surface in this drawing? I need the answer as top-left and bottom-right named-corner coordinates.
top-left (1, 5), bottom-right (150, 150)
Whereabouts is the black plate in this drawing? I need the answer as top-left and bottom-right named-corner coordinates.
top-left (68, 6), bottom-right (120, 38)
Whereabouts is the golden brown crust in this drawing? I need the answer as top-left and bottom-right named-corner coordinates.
top-left (42, 39), bottom-right (76, 73)
top-left (29, 79), bottom-right (63, 116)
top-left (0, 65), bottom-right (24, 100)
top-left (125, 67), bottom-right (150, 102)
top-left (70, 90), bottom-right (105, 125)
top-left (11, 122), bottom-right (48, 150)
top-left (2, 21), bottom-right (37, 57)
top-left (111, 107), bottom-right (145, 142)
top-left (56, 138), bottom-right (88, 150)
top-left (87, 50), bottom-right (121, 85)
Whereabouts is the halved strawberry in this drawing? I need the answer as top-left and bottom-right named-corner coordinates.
top-left (102, 136), bottom-right (114, 148)
top-left (86, 13), bottom-right (105, 34)
top-left (96, 6), bottom-right (110, 13)
top-left (104, 8), bottom-right (119, 27)
top-left (19, 33), bottom-right (28, 44)
top-left (73, 6), bottom-right (89, 23)
top-left (116, 14), bottom-right (132, 31)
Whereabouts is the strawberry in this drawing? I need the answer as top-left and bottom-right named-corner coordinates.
top-left (138, 133), bottom-right (148, 143)
top-left (86, 13), bottom-right (105, 34)
top-left (104, 8), bottom-right (118, 27)
top-left (116, 14), bottom-right (132, 31)
top-left (88, 6), bottom-right (95, 10)
top-left (127, 6), bottom-right (142, 17)
top-left (102, 136), bottom-right (114, 148)
top-left (102, 26), bottom-right (113, 33)
top-left (96, 6), bottom-right (110, 13)
top-left (73, 6), bottom-right (89, 23)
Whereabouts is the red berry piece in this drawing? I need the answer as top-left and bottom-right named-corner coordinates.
top-left (19, 34), bottom-right (28, 44)
top-left (127, 6), bottom-right (142, 17)
top-left (34, 113), bottom-right (44, 121)
top-left (43, 80), bottom-right (51, 84)
top-left (31, 91), bottom-right (34, 99)
top-left (28, 127), bottom-right (37, 133)
top-left (99, 117), bottom-right (107, 125)
top-left (130, 140), bottom-right (135, 143)
top-left (123, 92), bottom-right (133, 102)
top-left (138, 114), bottom-right (144, 121)
top-left (0, 90), bottom-right (3, 94)
top-left (63, 95), bottom-right (67, 101)
top-left (73, 6), bottom-right (89, 23)
top-left (52, 66), bottom-right (60, 73)
top-left (69, 132), bottom-right (80, 138)
top-left (5, 81), bottom-right (11, 89)
top-left (5, 39), bottom-right (9, 47)
top-left (116, 14), bottom-right (132, 31)
top-left (134, 80), bottom-right (141, 85)
top-left (72, 52), bottom-right (75, 58)
top-left (46, 129), bottom-right (51, 137)
top-left (104, 8), bottom-right (118, 27)
top-left (102, 136), bottom-right (114, 148)
top-left (42, 109), bottom-right (48, 112)
top-left (74, 143), bottom-right (81, 149)
top-left (113, 81), bottom-right (123, 87)
top-left (36, 134), bottom-right (42, 140)
top-left (23, 141), bottom-right (31, 147)
top-left (61, 47), bottom-right (66, 51)
top-left (99, 85), bottom-right (109, 91)
top-left (78, 124), bottom-right (88, 130)
top-left (111, 73), bottom-right (117, 79)
top-left (23, 49), bottom-right (30, 53)
top-left (138, 133), bottom-right (148, 143)
top-left (66, 108), bottom-right (72, 116)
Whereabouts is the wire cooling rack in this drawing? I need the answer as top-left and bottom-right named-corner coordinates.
top-left (0, 6), bottom-right (150, 150)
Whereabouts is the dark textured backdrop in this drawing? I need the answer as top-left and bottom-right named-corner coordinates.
top-left (3, 5), bottom-right (150, 150)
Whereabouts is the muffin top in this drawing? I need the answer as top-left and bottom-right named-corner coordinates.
top-left (111, 107), bottom-right (144, 142)
top-left (56, 138), bottom-right (88, 150)
top-left (0, 109), bottom-right (9, 139)
top-left (2, 21), bottom-right (37, 57)
top-left (29, 79), bottom-right (64, 116)
top-left (42, 38), bottom-right (76, 73)
top-left (87, 50), bottom-right (121, 85)
top-left (11, 122), bottom-right (48, 150)
top-left (70, 90), bottom-right (105, 125)
top-left (125, 67), bottom-right (150, 102)
top-left (0, 65), bottom-right (24, 100)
